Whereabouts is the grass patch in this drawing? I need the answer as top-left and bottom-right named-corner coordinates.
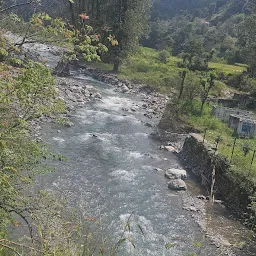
top-left (91, 47), bottom-right (246, 94)
top-left (188, 102), bottom-right (256, 177)
top-left (208, 62), bottom-right (246, 74)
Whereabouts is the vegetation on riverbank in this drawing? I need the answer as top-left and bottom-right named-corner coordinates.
top-left (0, 8), bottom-right (116, 255)
top-left (188, 103), bottom-right (256, 175)
top-left (91, 47), bottom-right (245, 94)
top-left (1, 0), bottom-right (256, 254)
top-left (0, 4), bottom-right (151, 253)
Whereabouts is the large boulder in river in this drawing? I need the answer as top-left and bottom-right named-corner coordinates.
top-left (168, 179), bottom-right (187, 191)
top-left (121, 85), bottom-right (129, 93)
top-left (164, 146), bottom-right (176, 152)
top-left (165, 168), bottom-right (187, 180)
top-left (54, 60), bottom-right (70, 77)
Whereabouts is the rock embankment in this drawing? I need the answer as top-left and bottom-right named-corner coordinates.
top-left (76, 65), bottom-right (171, 121)
top-left (56, 77), bottom-right (102, 112)
top-left (179, 133), bottom-right (256, 230)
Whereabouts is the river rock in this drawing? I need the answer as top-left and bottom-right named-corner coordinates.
top-left (70, 86), bottom-right (81, 94)
top-left (64, 121), bottom-right (74, 127)
top-left (164, 146), bottom-right (176, 152)
top-left (168, 179), bottom-right (187, 191)
top-left (183, 205), bottom-right (198, 212)
top-left (165, 168), bottom-right (187, 180)
top-left (196, 195), bottom-right (207, 200)
top-left (94, 92), bottom-right (102, 99)
top-left (145, 122), bottom-right (153, 127)
top-left (121, 85), bottom-right (129, 93)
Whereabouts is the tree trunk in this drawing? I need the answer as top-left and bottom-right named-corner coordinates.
top-left (54, 60), bottom-right (70, 77)
top-left (69, 2), bottom-right (76, 26)
top-left (178, 70), bottom-right (187, 100)
top-left (96, 0), bottom-right (100, 20)
top-left (113, 59), bottom-right (120, 73)
top-left (200, 96), bottom-right (207, 116)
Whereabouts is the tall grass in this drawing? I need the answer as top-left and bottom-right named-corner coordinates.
top-left (188, 102), bottom-right (256, 176)
top-left (91, 46), bottom-right (245, 93)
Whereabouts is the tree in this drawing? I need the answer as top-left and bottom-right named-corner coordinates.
top-left (0, 11), bottom-right (109, 253)
top-left (238, 14), bottom-right (256, 77)
top-left (178, 70), bottom-right (187, 100)
top-left (158, 49), bottom-right (170, 63)
top-left (106, 0), bottom-right (151, 72)
top-left (0, 0), bottom-right (39, 14)
top-left (200, 73), bottom-right (216, 115)
top-left (0, 59), bottom-right (66, 251)
top-left (65, 0), bottom-right (151, 72)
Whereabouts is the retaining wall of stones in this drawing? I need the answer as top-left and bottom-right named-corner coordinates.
top-left (179, 133), bottom-right (256, 226)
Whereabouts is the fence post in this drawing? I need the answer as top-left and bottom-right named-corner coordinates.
top-left (203, 128), bottom-right (207, 143)
top-left (250, 150), bottom-right (256, 170)
top-left (215, 136), bottom-right (221, 152)
top-left (230, 137), bottom-right (237, 164)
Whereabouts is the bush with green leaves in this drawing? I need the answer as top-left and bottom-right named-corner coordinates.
top-left (0, 60), bottom-right (67, 254)
top-left (158, 49), bottom-right (170, 63)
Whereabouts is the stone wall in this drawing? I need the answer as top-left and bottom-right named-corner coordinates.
top-left (179, 134), bottom-right (256, 221)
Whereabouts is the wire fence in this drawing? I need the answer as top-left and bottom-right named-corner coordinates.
top-left (202, 128), bottom-right (256, 174)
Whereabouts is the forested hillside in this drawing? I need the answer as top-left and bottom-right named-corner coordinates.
top-left (145, 0), bottom-right (256, 68)
top-left (1, 1), bottom-right (256, 255)
top-left (2, 0), bottom-right (256, 74)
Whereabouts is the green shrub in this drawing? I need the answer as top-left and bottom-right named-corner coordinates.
top-left (136, 62), bottom-right (151, 72)
top-left (158, 49), bottom-right (170, 63)
top-left (210, 80), bottom-right (227, 97)
top-left (0, 48), bottom-right (8, 61)
top-left (8, 57), bottom-right (23, 67)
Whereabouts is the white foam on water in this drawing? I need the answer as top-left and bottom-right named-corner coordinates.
top-left (78, 133), bottom-right (92, 142)
top-left (116, 213), bottom-right (185, 256)
top-left (52, 182), bottom-right (59, 187)
top-left (73, 74), bottom-right (98, 82)
top-left (129, 151), bottom-right (144, 159)
top-left (110, 169), bottom-right (136, 182)
top-left (133, 132), bottom-right (148, 137)
top-left (52, 137), bottom-right (65, 143)
top-left (129, 152), bottom-right (162, 161)
top-left (78, 109), bottom-right (137, 123)
top-left (97, 96), bottom-right (134, 111)
top-left (118, 214), bottom-right (167, 246)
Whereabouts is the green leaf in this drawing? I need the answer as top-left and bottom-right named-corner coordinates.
top-left (165, 243), bottom-right (177, 249)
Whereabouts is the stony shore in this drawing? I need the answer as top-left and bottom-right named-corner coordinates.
top-left (78, 64), bottom-right (256, 256)
top-left (13, 38), bottom-right (254, 255)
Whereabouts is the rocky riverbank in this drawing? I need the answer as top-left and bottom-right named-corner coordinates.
top-left (76, 64), bottom-right (256, 255)
top-left (13, 39), bottom-right (255, 254)
top-left (75, 64), bottom-right (171, 120)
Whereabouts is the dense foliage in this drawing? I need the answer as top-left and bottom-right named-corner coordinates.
top-left (140, 0), bottom-right (256, 77)
top-left (1, 0), bottom-right (152, 72)
top-left (1, 0), bottom-right (256, 254)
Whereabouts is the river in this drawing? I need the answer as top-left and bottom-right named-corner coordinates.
top-left (36, 71), bottom-right (247, 256)
top-left (4, 35), bottom-right (253, 255)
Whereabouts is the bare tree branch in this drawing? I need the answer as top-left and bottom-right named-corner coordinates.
top-left (242, 0), bottom-right (250, 12)
top-left (0, 242), bottom-right (22, 256)
top-left (0, 239), bottom-right (42, 253)
top-left (0, 1), bottom-right (35, 13)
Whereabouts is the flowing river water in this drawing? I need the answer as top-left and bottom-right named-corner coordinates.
top-left (11, 39), bottom-right (253, 255)
top-left (36, 71), bottom-right (253, 256)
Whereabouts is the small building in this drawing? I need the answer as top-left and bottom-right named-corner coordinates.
top-left (212, 105), bottom-right (256, 138)
top-left (212, 106), bottom-right (254, 123)
top-left (229, 115), bottom-right (256, 138)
